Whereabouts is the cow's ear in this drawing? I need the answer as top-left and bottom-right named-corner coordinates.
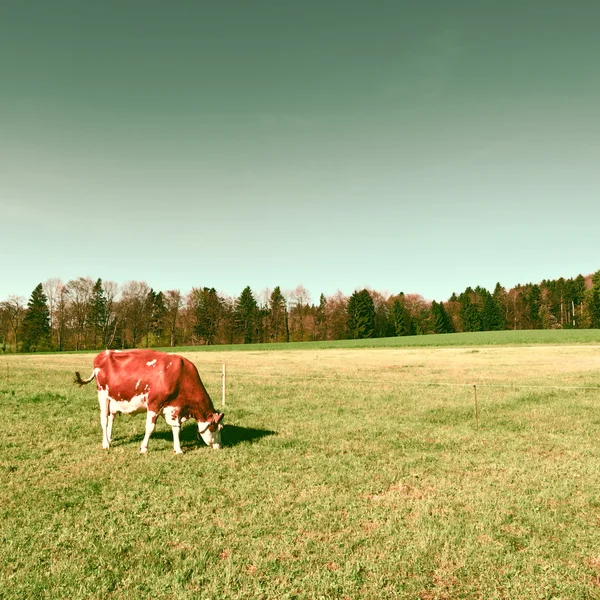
top-left (213, 412), bottom-right (224, 424)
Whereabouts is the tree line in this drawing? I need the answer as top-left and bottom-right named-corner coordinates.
top-left (1, 271), bottom-right (600, 353)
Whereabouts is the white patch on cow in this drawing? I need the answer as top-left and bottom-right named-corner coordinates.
top-left (162, 406), bottom-right (183, 454)
top-left (94, 367), bottom-right (101, 376)
top-left (135, 379), bottom-right (141, 390)
top-left (167, 362), bottom-right (172, 369)
top-left (162, 405), bottom-right (179, 425)
top-left (140, 410), bottom-right (157, 453)
top-left (198, 421), bottom-right (222, 449)
top-left (146, 359), bottom-right (157, 366)
top-left (109, 393), bottom-right (148, 415)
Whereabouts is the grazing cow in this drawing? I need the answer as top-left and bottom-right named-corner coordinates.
top-left (74, 349), bottom-right (224, 453)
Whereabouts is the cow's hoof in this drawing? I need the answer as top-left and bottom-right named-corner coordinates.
top-left (140, 447), bottom-right (148, 454)
top-left (212, 444), bottom-right (221, 450)
top-left (174, 450), bottom-right (183, 455)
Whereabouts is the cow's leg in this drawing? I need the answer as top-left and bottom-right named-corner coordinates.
top-left (98, 388), bottom-right (110, 449)
top-left (107, 412), bottom-right (116, 443)
top-left (140, 411), bottom-right (158, 454)
top-left (163, 407), bottom-right (183, 454)
top-left (171, 425), bottom-right (182, 455)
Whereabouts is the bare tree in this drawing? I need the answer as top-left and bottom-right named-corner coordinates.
top-left (66, 277), bottom-right (95, 351)
top-left (0, 296), bottom-right (26, 352)
top-left (102, 280), bottom-right (120, 347)
top-left (43, 278), bottom-right (63, 348)
top-left (289, 285), bottom-right (311, 342)
top-left (164, 290), bottom-right (182, 347)
top-left (370, 289), bottom-right (393, 338)
top-left (325, 291), bottom-right (348, 340)
top-left (120, 281), bottom-right (151, 348)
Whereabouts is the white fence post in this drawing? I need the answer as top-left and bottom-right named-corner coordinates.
top-left (222, 363), bottom-right (226, 407)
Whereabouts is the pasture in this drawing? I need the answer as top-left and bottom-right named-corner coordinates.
top-left (2, 339), bottom-right (600, 598)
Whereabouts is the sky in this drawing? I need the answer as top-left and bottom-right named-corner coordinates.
top-left (1, 0), bottom-right (599, 304)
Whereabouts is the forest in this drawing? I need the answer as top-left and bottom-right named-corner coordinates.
top-left (1, 271), bottom-right (600, 353)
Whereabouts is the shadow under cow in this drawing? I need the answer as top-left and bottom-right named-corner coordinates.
top-left (111, 422), bottom-right (277, 450)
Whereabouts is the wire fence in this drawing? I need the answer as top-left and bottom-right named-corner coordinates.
top-left (194, 363), bottom-right (600, 422)
top-left (2, 357), bottom-right (597, 431)
top-left (201, 364), bottom-right (600, 390)
top-left (216, 370), bottom-right (600, 391)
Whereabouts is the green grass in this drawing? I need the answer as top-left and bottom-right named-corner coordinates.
top-left (165, 328), bottom-right (600, 353)
top-left (2, 346), bottom-right (600, 598)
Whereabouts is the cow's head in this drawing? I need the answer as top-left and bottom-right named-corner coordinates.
top-left (198, 412), bottom-right (224, 449)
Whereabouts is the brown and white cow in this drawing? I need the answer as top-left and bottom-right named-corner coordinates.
top-left (74, 349), bottom-right (224, 454)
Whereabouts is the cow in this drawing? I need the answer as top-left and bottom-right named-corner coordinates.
top-left (74, 349), bottom-right (224, 454)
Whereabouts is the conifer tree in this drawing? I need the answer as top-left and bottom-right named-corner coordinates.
top-left (268, 286), bottom-right (286, 342)
top-left (480, 290), bottom-right (505, 331)
top-left (392, 297), bottom-right (413, 336)
top-left (314, 293), bottom-right (328, 341)
top-left (527, 284), bottom-right (542, 329)
top-left (192, 287), bottom-right (223, 345)
top-left (459, 288), bottom-right (482, 332)
top-left (149, 291), bottom-right (167, 343)
top-left (22, 283), bottom-right (51, 352)
top-left (589, 271), bottom-right (600, 328)
top-left (235, 286), bottom-right (258, 344)
top-left (431, 301), bottom-right (454, 333)
top-left (89, 278), bottom-right (108, 348)
top-left (590, 288), bottom-right (600, 328)
top-left (346, 289), bottom-right (375, 339)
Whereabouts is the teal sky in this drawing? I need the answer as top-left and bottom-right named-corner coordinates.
top-left (2, 1), bottom-right (599, 303)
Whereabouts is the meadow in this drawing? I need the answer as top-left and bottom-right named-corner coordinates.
top-left (2, 331), bottom-right (600, 598)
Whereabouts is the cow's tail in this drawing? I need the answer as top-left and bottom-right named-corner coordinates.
top-left (74, 370), bottom-right (95, 387)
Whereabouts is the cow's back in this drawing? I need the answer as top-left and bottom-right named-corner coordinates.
top-left (93, 350), bottom-right (183, 402)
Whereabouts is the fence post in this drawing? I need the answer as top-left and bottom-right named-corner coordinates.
top-left (222, 363), bottom-right (226, 407)
top-left (473, 384), bottom-right (479, 431)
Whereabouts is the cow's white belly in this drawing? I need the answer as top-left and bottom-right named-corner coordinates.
top-left (109, 393), bottom-right (148, 415)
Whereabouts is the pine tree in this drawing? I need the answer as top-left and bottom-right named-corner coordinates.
top-left (392, 297), bottom-right (413, 336)
top-left (440, 301), bottom-right (455, 333)
top-left (150, 291), bottom-right (167, 343)
top-left (314, 293), bottom-right (327, 341)
top-left (89, 278), bottom-right (108, 348)
top-left (431, 301), bottom-right (443, 333)
top-left (480, 290), bottom-right (504, 331)
top-left (527, 284), bottom-right (542, 329)
top-left (346, 289), bottom-right (375, 339)
top-left (431, 301), bottom-right (454, 333)
top-left (589, 272), bottom-right (600, 328)
top-left (590, 288), bottom-right (600, 328)
top-left (268, 286), bottom-right (287, 342)
top-left (235, 286), bottom-right (258, 344)
top-left (459, 288), bottom-right (481, 332)
top-left (193, 287), bottom-right (223, 345)
top-left (22, 283), bottom-right (51, 352)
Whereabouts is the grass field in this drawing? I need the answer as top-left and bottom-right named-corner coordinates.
top-left (165, 328), bottom-right (600, 353)
top-left (2, 333), bottom-right (600, 598)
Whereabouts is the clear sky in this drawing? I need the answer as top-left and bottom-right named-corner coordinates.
top-left (1, 0), bottom-right (599, 304)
